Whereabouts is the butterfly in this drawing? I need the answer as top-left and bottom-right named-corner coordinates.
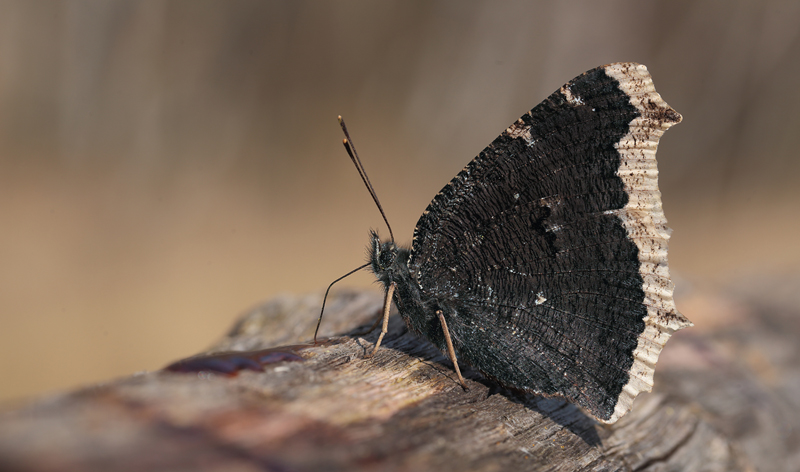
top-left (321, 62), bottom-right (692, 424)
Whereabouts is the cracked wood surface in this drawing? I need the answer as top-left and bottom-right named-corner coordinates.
top-left (1, 286), bottom-right (798, 471)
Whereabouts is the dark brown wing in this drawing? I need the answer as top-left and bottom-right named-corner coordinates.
top-left (407, 63), bottom-right (690, 423)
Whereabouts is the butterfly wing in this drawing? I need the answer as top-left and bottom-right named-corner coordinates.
top-left (407, 63), bottom-right (691, 423)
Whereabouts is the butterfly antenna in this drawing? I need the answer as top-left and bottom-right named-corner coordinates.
top-left (314, 262), bottom-right (370, 343)
top-left (338, 116), bottom-right (395, 244)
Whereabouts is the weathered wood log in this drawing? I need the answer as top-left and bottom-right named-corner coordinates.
top-left (1, 286), bottom-right (798, 471)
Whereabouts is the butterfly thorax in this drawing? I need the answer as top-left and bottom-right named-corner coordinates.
top-left (367, 231), bottom-right (443, 344)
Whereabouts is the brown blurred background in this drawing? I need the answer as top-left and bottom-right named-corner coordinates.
top-left (1, 1), bottom-right (798, 406)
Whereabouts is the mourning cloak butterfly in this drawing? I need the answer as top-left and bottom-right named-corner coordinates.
top-left (329, 63), bottom-right (691, 424)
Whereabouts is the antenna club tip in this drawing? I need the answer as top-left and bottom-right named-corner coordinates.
top-left (337, 115), bottom-right (343, 123)
top-left (343, 138), bottom-right (348, 145)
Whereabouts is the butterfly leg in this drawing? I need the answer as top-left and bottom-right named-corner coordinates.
top-left (367, 281), bottom-right (396, 358)
top-left (436, 310), bottom-right (468, 390)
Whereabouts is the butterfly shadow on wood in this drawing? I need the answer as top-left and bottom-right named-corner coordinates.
top-left (348, 311), bottom-right (603, 447)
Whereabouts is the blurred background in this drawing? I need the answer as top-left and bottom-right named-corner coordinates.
top-left (1, 0), bottom-right (798, 406)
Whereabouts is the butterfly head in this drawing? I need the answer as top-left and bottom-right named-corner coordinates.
top-left (368, 230), bottom-right (401, 285)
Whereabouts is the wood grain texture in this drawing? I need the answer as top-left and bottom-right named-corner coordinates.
top-left (1, 286), bottom-right (797, 471)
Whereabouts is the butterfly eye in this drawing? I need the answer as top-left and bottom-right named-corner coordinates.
top-left (378, 245), bottom-right (396, 270)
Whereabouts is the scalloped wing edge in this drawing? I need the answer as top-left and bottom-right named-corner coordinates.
top-left (599, 62), bottom-right (692, 424)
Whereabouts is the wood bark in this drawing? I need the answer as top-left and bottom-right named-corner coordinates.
top-left (1, 286), bottom-right (798, 472)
